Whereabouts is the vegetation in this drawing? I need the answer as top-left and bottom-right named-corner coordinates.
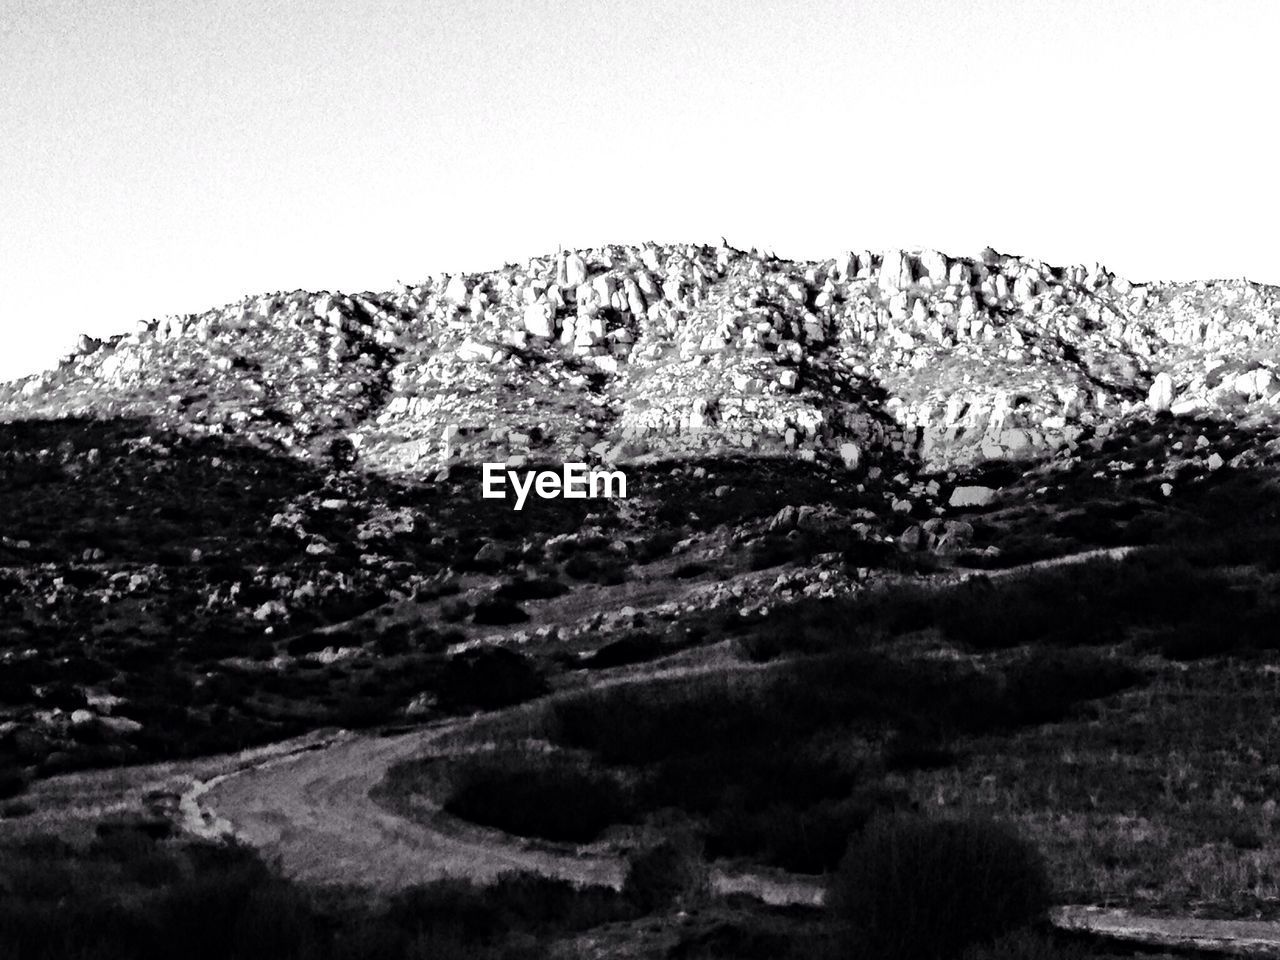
top-left (830, 815), bottom-right (1051, 960)
top-left (387, 642), bottom-right (1140, 874)
top-left (0, 829), bottom-right (641, 960)
top-left (441, 751), bottom-right (634, 843)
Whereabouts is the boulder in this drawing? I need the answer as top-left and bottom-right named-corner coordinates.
top-left (949, 485), bottom-right (996, 508)
top-left (565, 252), bottom-right (589, 287)
top-left (878, 250), bottom-right (912, 292)
top-left (919, 250), bottom-right (948, 283)
top-left (769, 505), bottom-right (800, 531)
top-left (1234, 367), bottom-right (1273, 398)
top-left (838, 441), bottom-right (861, 470)
top-left (444, 274), bottom-right (470, 305)
top-left (1147, 372), bottom-right (1174, 412)
top-left (523, 300), bottom-right (556, 338)
top-left (898, 525), bottom-right (928, 551)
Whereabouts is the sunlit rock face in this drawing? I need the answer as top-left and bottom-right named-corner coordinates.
top-left (4, 243), bottom-right (1280, 476)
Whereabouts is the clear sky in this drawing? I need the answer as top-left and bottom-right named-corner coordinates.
top-left (2, 0), bottom-right (1278, 382)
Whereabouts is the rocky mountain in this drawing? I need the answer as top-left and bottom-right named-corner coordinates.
top-left (7, 241), bottom-right (1280, 479)
top-left (3, 240), bottom-right (1280, 783)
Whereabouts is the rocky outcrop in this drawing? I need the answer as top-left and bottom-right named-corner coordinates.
top-left (4, 243), bottom-right (1279, 476)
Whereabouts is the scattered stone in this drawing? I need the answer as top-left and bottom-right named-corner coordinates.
top-left (839, 442), bottom-right (861, 471)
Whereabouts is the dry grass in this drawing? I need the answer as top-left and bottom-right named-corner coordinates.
top-left (905, 657), bottom-right (1280, 917)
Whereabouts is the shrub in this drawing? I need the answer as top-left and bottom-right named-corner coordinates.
top-left (1, 800), bottom-right (35, 819)
top-left (0, 765), bottom-right (27, 800)
top-left (470, 598), bottom-right (529, 625)
top-left (704, 789), bottom-right (905, 874)
top-left (672, 562), bottom-right (710, 580)
top-left (996, 651), bottom-right (1141, 727)
top-left (443, 752), bottom-right (633, 843)
top-left (582, 633), bottom-right (664, 669)
top-left (960, 930), bottom-right (1089, 960)
top-left (387, 873), bottom-right (633, 944)
top-left (623, 838), bottom-right (709, 913)
top-left (634, 529), bottom-right (680, 563)
top-left (830, 815), bottom-right (1051, 960)
top-left (562, 553), bottom-right (596, 579)
top-left (436, 648), bottom-right (546, 711)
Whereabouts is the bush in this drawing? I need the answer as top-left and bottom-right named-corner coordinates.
top-left (562, 553), bottom-right (596, 580)
top-left (443, 752), bottom-right (633, 843)
top-left (582, 633), bottom-right (664, 669)
top-left (998, 651), bottom-right (1140, 726)
top-left (436, 648), bottom-right (546, 711)
top-left (0, 765), bottom-right (27, 800)
top-left (1, 800), bottom-right (35, 819)
top-left (387, 873), bottom-right (634, 945)
top-left (470, 598), bottom-right (529, 626)
top-left (623, 838), bottom-right (709, 913)
top-left (830, 815), bottom-right (1050, 960)
top-left (672, 562), bottom-right (710, 580)
top-left (960, 930), bottom-right (1089, 960)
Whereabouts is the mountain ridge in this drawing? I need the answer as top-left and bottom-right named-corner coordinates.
top-left (6, 242), bottom-right (1279, 479)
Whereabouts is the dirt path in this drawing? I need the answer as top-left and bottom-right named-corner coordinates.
top-left (191, 720), bottom-right (629, 890)
top-left (1051, 906), bottom-right (1280, 955)
top-left (943, 545), bottom-right (1138, 585)
top-left (189, 652), bottom-right (781, 892)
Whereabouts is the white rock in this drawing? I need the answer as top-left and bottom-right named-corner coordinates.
top-left (949, 485), bottom-right (997, 508)
top-left (565, 252), bottom-right (588, 287)
top-left (95, 714), bottom-right (142, 735)
top-left (878, 249), bottom-right (912, 291)
top-left (919, 250), bottom-right (948, 282)
top-left (1234, 367), bottom-right (1273, 397)
top-left (458, 339), bottom-right (499, 363)
top-left (592, 274), bottom-right (616, 305)
top-left (838, 441), bottom-right (861, 470)
top-left (1147, 372), bottom-right (1174, 412)
top-left (624, 278), bottom-right (646, 317)
top-left (523, 300), bottom-right (556, 338)
top-left (444, 274), bottom-right (470, 305)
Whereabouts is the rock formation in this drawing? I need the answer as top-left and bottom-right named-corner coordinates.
top-left (4, 243), bottom-right (1279, 478)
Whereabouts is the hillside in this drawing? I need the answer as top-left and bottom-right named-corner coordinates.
top-left (6, 243), bottom-right (1280, 959)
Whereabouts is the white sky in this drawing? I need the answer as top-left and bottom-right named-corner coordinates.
top-left (2, 0), bottom-right (1279, 382)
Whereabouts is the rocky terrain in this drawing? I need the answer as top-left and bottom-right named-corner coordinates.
top-left (4, 239), bottom-right (1280, 786)
top-left (5, 242), bottom-right (1280, 959)
top-left (9, 241), bottom-right (1280, 476)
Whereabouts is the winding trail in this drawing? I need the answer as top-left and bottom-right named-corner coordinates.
top-left (192, 719), bottom-right (630, 891)
top-left (186, 652), bottom-right (814, 899)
